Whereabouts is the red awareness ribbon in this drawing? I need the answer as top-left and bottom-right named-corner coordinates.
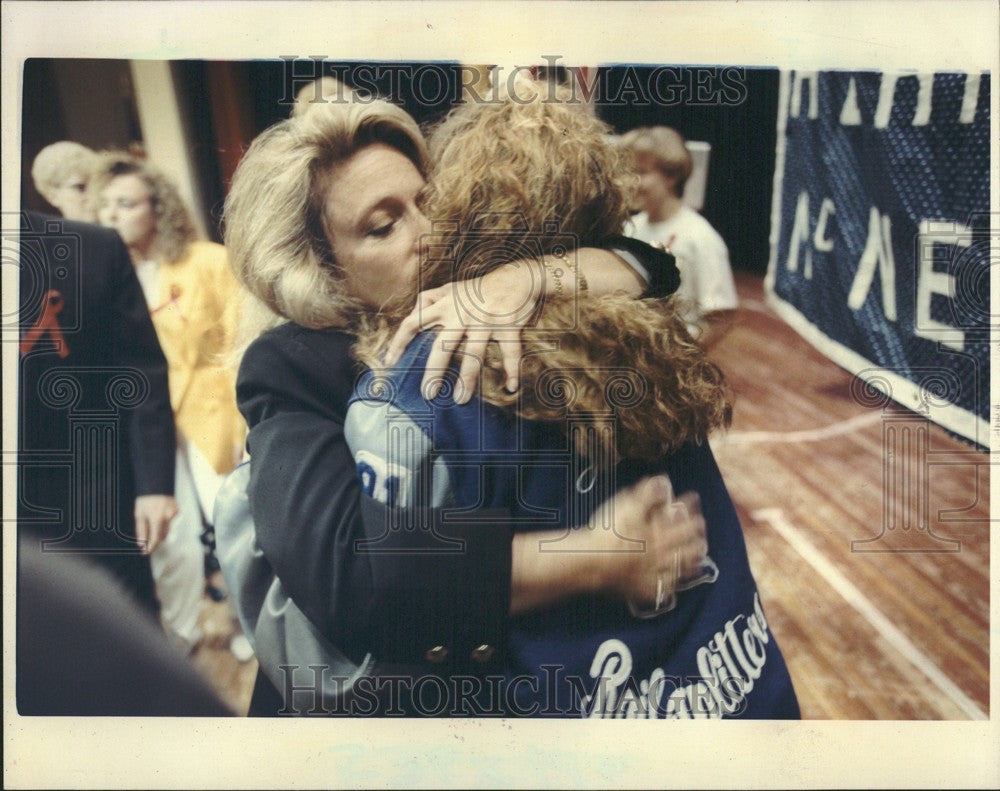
top-left (150, 284), bottom-right (186, 322)
top-left (20, 290), bottom-right (68, 358)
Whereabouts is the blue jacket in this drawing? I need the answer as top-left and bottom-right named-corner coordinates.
top-left (345, 332), bottom-right (800, 718)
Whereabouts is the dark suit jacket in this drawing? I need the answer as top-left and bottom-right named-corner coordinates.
top-left (17, 212), bottom-right (176, 611)
top-left (238, 325), bottom-right (516, 665)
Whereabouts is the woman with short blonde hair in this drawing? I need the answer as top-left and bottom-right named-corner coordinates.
top-left (226, 97), bottom-right (428, 334)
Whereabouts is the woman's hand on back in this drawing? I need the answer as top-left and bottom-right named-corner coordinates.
top-left (592, 475), bottom-right (709, 611)
top-left (509, 474), bottom-right (709, 616)
top-left (383, 258), bottom-right (546, 404)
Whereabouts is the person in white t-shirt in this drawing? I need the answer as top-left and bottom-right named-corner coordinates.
top-left (623, 126), bottom-right (738, 345)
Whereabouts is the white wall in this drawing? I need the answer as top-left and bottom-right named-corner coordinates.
top-left (129, 60), bottom-right (207, 238)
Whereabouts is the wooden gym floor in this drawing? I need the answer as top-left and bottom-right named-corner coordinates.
top-left (710, 272), bottom-right (989, 719)
top-left (191, 270), bottom-right (990, 719)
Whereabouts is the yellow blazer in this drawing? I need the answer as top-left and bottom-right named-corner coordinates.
top-left (150, 241), bottom-right (245, 474)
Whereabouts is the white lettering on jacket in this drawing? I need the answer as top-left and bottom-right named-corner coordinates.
top-left (579, 593), bottom-right (771, 719)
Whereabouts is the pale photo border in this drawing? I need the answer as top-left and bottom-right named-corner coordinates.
top-left (3, 1), bottom-right (998, 788)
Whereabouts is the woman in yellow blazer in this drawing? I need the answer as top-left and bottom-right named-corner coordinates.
top-left (93, 152), bottom-right (250, 660)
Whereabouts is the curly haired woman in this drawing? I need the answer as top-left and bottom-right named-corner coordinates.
top-left (340, 81), bottom-right (800, 718)
top-left (92, 153), bottom-right (251, 660)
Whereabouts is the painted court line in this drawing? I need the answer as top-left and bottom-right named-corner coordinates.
top-left (716, 411), bottom-right (883, 446)
top-left (738, 298), bottom-right (777, 316)
top-left (753, 507), bottom-right (987, 721)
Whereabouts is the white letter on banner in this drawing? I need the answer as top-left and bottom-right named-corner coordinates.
top-left (786, 191), bottom-right (813, 279)
top-left (959, 73), bottom-right (981, 123)
top-left (814, 198), bottom-right (836, 253)
top-left (790, 71), bottom-right (819, 119)
top-left (915, 220), bottom-right (968, 352)
top-left (848, 207), bottom-right (897, 321)
top-left (839, 77), bottom-right (862, 126)
top-left (912, 74), bottom-right (934, 126)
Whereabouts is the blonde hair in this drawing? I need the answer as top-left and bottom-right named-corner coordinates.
top-left (291, 77), bottom-right (350, 117)
top-left (31, 141), bottom-right (96, 199)
top-left (624, 125), bottom-right (693, 198)
top-left (223, 81), bottom-right (429, 348)
top-left (89, 152), bottom-right (196, 264)
top-left (355, 82), bottom-right (730, 461)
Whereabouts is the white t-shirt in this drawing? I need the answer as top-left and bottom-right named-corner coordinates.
top-left (626, 207), bottom-right (738, 327)
top-left (133, 258), bottom-right (161, 310)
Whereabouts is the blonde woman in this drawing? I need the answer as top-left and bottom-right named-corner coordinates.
top-left (92, 153), bottom-right (250, 660)
top-left (219, 82), bottom-right (694, 714)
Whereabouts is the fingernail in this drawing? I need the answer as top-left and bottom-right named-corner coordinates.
top-left (506, 376), bottom-right (518, 393)
top-left (423, 380), bottom-right (440, 400)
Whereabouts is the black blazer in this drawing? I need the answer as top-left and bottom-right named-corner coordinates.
top-left (239, 324), bottom-right (516, 671)
top-left (17, 212), bottom-right (175, 606)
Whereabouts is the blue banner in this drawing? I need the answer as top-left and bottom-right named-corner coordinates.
top-left (766, 70), bottom-right (991, 446)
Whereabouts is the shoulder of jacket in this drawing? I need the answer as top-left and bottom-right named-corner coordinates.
top-left (26, 212), bottom-right (120, 247)
top-left (247, 322), bottom-right (355, 367)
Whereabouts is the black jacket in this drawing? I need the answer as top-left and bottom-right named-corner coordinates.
top-left (17, 212), bottom-right (175, 609)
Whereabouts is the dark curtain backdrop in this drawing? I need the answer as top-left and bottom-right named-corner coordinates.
top-left (21, 60), bottom-right (779, 272)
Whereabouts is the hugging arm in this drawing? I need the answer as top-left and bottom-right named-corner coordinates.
top-left (385, 238), bottom-right (680, 400)
top-left (232, 242), bottom-right (685, 671)
top-left (234, 324), bottom-right (704, 669)
top-left (236, 325), bottom-right (514, 664)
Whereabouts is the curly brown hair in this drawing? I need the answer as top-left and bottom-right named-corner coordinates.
top-left (89, 151), bottom-right (197, 265)
top-left (416, 83), bottom-right (632, 289)
top-left (355, 81), bottom-right (730, 462)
